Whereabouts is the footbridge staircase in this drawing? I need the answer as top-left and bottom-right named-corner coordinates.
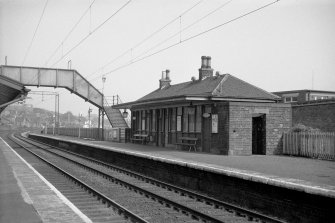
top-left (104, 95), bottom-right (130, 128)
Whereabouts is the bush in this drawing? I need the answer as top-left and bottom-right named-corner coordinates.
top-left (291, 124), bottom-right (320, 133)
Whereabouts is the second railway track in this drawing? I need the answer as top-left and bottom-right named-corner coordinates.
top-left (7, 133), bottom-right (284, 223)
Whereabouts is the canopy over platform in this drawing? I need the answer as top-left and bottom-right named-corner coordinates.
top-left (0, 74), bottom-right (29, 114)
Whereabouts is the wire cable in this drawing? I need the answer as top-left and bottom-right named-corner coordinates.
top-left (22, 0), bottom-right (49, 66)
top-left (50, 0), bottom-right (132, 68)
top-left (87, 0), bottom-right (204, 81)
top-left (96, 0), bottom-right (280, 79)
top-left (129, 0), bottom-right (233, 67)
top-left (45, 0), bottom-right (97, 67)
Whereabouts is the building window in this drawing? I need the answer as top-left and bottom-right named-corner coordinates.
top-left (196, 105), bottom-right (202, 132)
top-left (183, 107), bottom-right (188, 132)
top-left (179, 106), bottom-right (198, 133)
top-left (146, 110), bottom-right (150, 132)
top-left (152, 110), bottom-right (156, 131)
top-left (188, 107), bottom-right (195, 132)
top-left (141, 110), bottom-right (145, 131)
top-left (177, 107), bottom-right (182, 132)
top-left (284, 96), bottom-right (297, 103)
top-left (170, 108), bottom-right (176, 132)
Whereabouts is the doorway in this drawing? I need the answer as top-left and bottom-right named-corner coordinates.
top-left (252, 114), bottom-right (266, 155)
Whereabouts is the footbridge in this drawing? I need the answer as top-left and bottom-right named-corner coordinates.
top-left (1, 65), bottom-right (103, 108)
top-left (0, 65), bottom-right (129, 130)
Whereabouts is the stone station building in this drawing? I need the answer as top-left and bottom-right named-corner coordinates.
top-left (114, 56), bottom-right (291, 155)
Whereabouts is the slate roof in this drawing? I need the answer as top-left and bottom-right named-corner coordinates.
top-left (137, 74), bottom-right (279, 103)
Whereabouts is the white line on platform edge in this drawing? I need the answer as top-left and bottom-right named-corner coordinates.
top-left (0, 137), bottom-right (92, 223)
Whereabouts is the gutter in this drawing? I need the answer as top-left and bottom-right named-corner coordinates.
top-left (112, 95), bottom-right (278, 109)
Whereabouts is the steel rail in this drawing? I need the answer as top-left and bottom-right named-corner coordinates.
top-left (17, 134), bottom-right (226, 223)
top-left (21, 133), bottom-right (284, 223)
top-left (9, 134), bottom-right (149, 223)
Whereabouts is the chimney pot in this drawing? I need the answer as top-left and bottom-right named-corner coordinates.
top-left (201, 56), bottom-right (207, 68)
top-left (165, 69), bottom-right (170, 80)
top-left (207, 56), bottom-right (211, 68)
top-left (159, 69), bottom-right (171, 89)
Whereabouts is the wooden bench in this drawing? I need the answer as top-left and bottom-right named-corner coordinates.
top-left (175, 137), bottom-right (198, 152)
top-left (130, 134), bottom-right (149, 144)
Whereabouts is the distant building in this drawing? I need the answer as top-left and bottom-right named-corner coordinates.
top-left (273, 90), bottom-right (335, 104)
top-left (114, 56), bottom-right (291, 155)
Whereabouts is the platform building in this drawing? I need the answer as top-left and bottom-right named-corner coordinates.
top-left (273, 89), bottom-right (335, 103)
top-left (114, 56), bottom-right (292, 155)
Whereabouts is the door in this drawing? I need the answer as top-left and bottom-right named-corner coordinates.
top-left (252, 114), bottom-right (266, 154)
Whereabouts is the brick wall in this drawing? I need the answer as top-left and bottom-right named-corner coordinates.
top-left (227, 102), bottom-right (291, 155)
top-left (228, 103), bottom-right (252, 155)
top-left (292, 101), bottom-right (335, 132)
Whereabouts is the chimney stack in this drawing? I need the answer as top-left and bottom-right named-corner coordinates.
top-left (159, 69), bottom-right (171, 89)
top-left (199, 56), bottom-right (213, 80)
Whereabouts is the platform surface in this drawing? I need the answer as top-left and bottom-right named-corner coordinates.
top-left (0, 136), bottom-right (91, 223)
top-left (30, 133), bottom-right (335, 199)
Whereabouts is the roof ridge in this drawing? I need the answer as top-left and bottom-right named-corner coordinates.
top-left (211, 74), bottom-right (229, 95)
top-left (228, 74), bottom-right (280, 99)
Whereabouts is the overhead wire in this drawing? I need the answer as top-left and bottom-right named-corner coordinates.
top-left (87, 0), bottom-right (204, 81)
top-left (45, 0), bottom-right (97, 67)
top-left (22, 0), bottom-right (49, 66)
top-left (127, 0), bottom-right (234, 69)
top-left (26, 0), bottom-right (97, 86)
top-left (50, 0), bottom-right (132, 68)
top-left (96, 0), bottom-right (280, 79)
top-left (32, 0), bottom-right (132, 104)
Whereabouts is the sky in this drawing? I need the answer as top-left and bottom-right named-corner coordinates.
top-left (1, 0), bottom-right (335, 116)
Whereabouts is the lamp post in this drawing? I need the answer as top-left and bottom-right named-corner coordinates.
top-left (88, 107), bottom-right (92, 128)
top-left (52, 114), bottom-right (55, 135)
top-left (78, 113), bottom-right (82, 138)
top-left (102, 75), bottom-right (106, 95)
top-left (101, 75), bottom-right (106, 140)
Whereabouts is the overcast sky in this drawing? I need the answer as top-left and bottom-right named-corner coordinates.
top-left (1, 0), bottom-right (335, 116)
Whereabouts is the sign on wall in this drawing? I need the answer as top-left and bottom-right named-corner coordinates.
top-left (177, 116), bottom-right (182, 131)
top-left (212, 114), bottom-right (218, 133)
top-left (142, 119), bottom-right (145, 130)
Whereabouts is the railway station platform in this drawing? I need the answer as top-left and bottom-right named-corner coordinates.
top-left (0, 136), bottom-right (91, 223)
top-left (29, 133), bottom-right (335, 198)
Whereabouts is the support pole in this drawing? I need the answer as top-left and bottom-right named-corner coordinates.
top-left (98, 108), bottom-right (101, 140)
top-left (57, 94), bottom-right (60, 134)
top-left (102, 110), bottom-right (105, 141)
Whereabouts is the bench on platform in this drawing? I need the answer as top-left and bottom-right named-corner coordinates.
top-left (175, 137), bottom-right (198, 152)
top-left (130, 134), bottom-right (149, 144)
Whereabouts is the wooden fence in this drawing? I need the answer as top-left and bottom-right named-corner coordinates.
top-left (45, 127), bottom-right (127, 142)
top-left (283, 132), bottom-right (335, 160)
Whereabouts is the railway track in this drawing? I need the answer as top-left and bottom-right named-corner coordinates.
top-left (7, 133), bottom-right (285, 223)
